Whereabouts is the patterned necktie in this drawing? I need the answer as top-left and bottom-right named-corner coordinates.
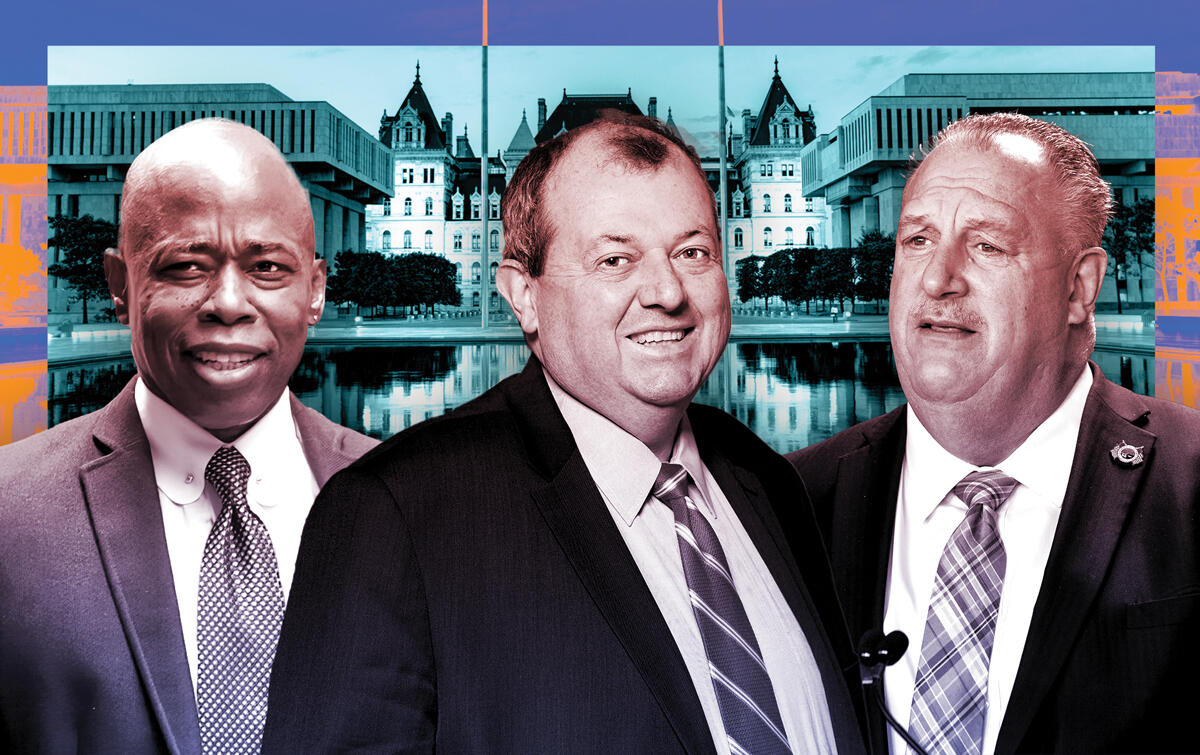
top-left (909, 469), bottom-right (1019, 755)
top-left (197, 446), bottom-right (285, 755)
top-left (653, 463), bottom-right (792, 755)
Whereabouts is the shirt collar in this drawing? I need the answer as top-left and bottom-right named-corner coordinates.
top-left (134, 377), bottom-right (295, 505)
top-left (543, 369), bottom-right (712, 526)
top-left (905, 363), bottom-right (1092, 518)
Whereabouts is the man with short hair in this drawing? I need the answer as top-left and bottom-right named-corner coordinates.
top-left (790, 112), bottom-right (1200, 754)
top-left (264, 113), bottom-right (867, 754)
top-left (0, 119), bottom-right (377, 754)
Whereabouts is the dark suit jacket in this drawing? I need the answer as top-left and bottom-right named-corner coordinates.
top-left (788, 364), bottom-right (1200, 754)
top-left (0, 379), bottom-right (377, 755)
top-left (263, 358), bottom-right (867, 754)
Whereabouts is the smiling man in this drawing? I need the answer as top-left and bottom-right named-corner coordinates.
top-left (264, 112), bottom-right (866, 754)
top-left (0, 119), bottom-right (376, 754)
top-left (789, 113), bottom-right (1200, 754)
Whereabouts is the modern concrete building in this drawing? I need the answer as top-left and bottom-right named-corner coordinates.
top-left (800, 72), bottom-right (1155, 307)
top-left (47, 83), bottom-right (393, 322)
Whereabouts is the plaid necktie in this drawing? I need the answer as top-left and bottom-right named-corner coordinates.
top-left (196, 446), bottom-right (285, 754)
top-left (909, 469), bottom-right (1019, 755)
top-left (653, 463), bottom-right (792, 755)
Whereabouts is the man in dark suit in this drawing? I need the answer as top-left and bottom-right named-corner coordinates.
top-left (265, 112), bottom-right (866, 754)
top-left (790, 113), bottom-right (1200, 755)
top-left (0, 119), bottom-right (377, 754)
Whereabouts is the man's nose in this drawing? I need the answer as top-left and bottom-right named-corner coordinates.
top-left (200, 264), bottom-right (257, 324)
top-left (637, 250), bottom-right (687, 311)
top-left (920, 241), bottom-right (968, 299)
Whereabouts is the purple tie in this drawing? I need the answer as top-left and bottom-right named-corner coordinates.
top-left (909, 469), bottom-right (1019, 755)
top-left (653, 463), bottom-right (791, 755)
top-left (196, 446), bottom-right (285, 754)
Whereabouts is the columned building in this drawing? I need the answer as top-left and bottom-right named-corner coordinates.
top-left (800, 72), bottom-right (1155, 307)
top-left (47, 83), bottom-right (392, 322)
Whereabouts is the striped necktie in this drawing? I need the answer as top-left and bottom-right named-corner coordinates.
top-left (909, 469), bottom-right (1019, 755)
top-left (196, 445), bottom-right (285, 754)
top-left (653, 463), bottom-right (791, 755)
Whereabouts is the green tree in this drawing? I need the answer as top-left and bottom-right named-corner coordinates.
top-left (1102, 198), bottom-right (1154, 314)
top-left (854, 231), bottom-right (895, 313)
top-left (812, 247), bottom-right (855, 314)
top-left (395, 253), bottom-right (462, 315)
top-left (735, 255), bottom-right (764, 306)
top-left (47, 214), bottom-right (118, 324)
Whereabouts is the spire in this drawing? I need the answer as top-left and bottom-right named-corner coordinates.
top-left (415, 60), bottom-right (421, 83)
top-left (773, 56), bottom-right (779, 77)
top-left (666, 107), bottom-right (675, 126)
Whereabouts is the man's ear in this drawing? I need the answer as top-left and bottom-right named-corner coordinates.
top-left (309, 258), bottom-right (327, 325)
top-left (103, 249), bottom-right (130, 325)
top-left (1067, 246), bottom-right (1107, 326)
top-left (496, 259), bottom-right (538, 336)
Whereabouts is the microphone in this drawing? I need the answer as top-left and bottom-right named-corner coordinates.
top-left (857, 629), bottom-right (929, 755)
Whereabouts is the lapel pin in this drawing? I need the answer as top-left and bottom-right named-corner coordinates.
top-left (1109, 441), bottom-right (1145, 467)
top-left (185, 472), bottom-right (195, 484)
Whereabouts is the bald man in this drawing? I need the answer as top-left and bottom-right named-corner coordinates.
top-left (0, 119), bottom-right (376, 754)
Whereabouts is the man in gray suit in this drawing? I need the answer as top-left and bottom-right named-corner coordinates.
top-left (0, 119), bottom-right (376, 754)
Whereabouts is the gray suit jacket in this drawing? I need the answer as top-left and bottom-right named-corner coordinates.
top-left (0, 379), bottom-right (377, 754)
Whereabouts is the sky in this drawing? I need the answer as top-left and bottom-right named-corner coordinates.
top-left (49, 45), bottom-right (1154, 157)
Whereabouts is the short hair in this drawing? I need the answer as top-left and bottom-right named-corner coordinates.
top-left (915, 112), bottom-right (1113, 252)
top-left (502, 110), bottom-right (713, 277)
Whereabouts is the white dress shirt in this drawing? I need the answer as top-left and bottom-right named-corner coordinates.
top-left (135, 378), bottom-right (320, 694)
top-left (545, 372), bottom-right (838, 755)
top-left (883, 365), bottom-right (1092, 755)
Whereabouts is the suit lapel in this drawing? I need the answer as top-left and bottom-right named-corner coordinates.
top-left (290, 393), bottom-right (365, 486)
top-left (81, 382), bottom-right (202, 755)
top-left (995, 372), bottom-right (1154, 755)
top-left (830, 409), bottom-right (907, 639)
top-left (507, 360), bottom-right (715, 755)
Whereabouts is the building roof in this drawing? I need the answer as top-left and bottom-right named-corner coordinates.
top-left (534, 89), bottom-right (643, 143)
top-left (749, 58), bottom-right (815, 146)
top-left (506, 109), bottom-right (537, 153)
top-left (380, 62), bottom-right (446, 150)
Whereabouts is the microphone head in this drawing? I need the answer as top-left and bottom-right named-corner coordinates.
top-left (878, 631), bottom-right (909, 667)
top-left (857, 629), bottom-right (886, 664)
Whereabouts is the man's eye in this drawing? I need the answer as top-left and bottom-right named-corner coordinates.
top-left (600, 256), bottom-right (629, 267)
top-left (977, 242), bottom-right (1005, 255)
top-left (904, 235), bottom-right (930, 248)
top-left (678, 247), bottom-right (709, 260)
top-left (161, 260), bottom-right (204, 276)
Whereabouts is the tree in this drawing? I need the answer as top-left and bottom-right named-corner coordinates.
top-left (396, 253), bottom-right (462, 314)
top-left (735, 256), bottom-right (764, 305)
top-left (1102, 198), bottom-right (1154, 314)
top-left (812, 247), bottom-right (855, 313)
top-left (760, 251), bottom-right (793, 311)
top-left (854, 231), bottom-right (895, 313)
top-left (47, 214), bottom-right (118, 324)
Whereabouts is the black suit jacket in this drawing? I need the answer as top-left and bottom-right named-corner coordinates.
top-left (264, 358), bottom-right (867, 754)
top-left (0, 380), bottom-right (377, 754)
top-left (788, 364), bottom-right (1200, 754)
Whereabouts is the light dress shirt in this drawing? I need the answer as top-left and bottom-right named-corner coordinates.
top-left (545, 371), bottom-right (838, 755)
top-left (134, 377), bottom-right (320, 695)
top-left (883, 365), bottom-right (1092, 755)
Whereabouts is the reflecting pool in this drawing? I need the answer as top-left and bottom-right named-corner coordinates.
top-left (49, 342), bottom-right (1153, 454)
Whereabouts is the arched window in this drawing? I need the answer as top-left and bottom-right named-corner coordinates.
top-left (806, 226), bottom-right (815, 246)
top-left (471, 197), bottom-right (481, 220)
top-left (471, 262), bottom-right (481, 282)
top-left (424, 230), bottom-right (433, 250)
top-left (489, 261), bottom-right (498, 282)
top-left (763, 227), bottom-right (773, 248)
top-left (490, 229), bottom-right (500, 252)
top-left (381, 230), bottom-right (391, 250)
top-left (471, 232), bottom-right (481, 252)
top-left (785, 227), bottom-right (794, 246)
top-left (733, 228), bottom-right (743, 249)
top-left (404, 198), bottom-right (412, 216)
top-left (425, 197), bottom-right (434, 216)
top-left (453, 232), bottom-right (462, 250)
top-left (762, 194), bottom-right (771, 213)
top-left (455, 262), bottom-right (463, 282)
top-left (784, 194), bottom-right (792, 212)
top-left (403, 230), bottom-right (412, 249)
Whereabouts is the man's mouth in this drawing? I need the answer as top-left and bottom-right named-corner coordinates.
top-left (919, 321), bottom-right (976, 334)
top-left (187, 350), bottom-right (264, 370)
top-left (629, 328), bottom-right (693, 346)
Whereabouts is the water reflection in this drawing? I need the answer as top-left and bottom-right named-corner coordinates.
top-left (48, 342), bottom-right (1154, 454)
